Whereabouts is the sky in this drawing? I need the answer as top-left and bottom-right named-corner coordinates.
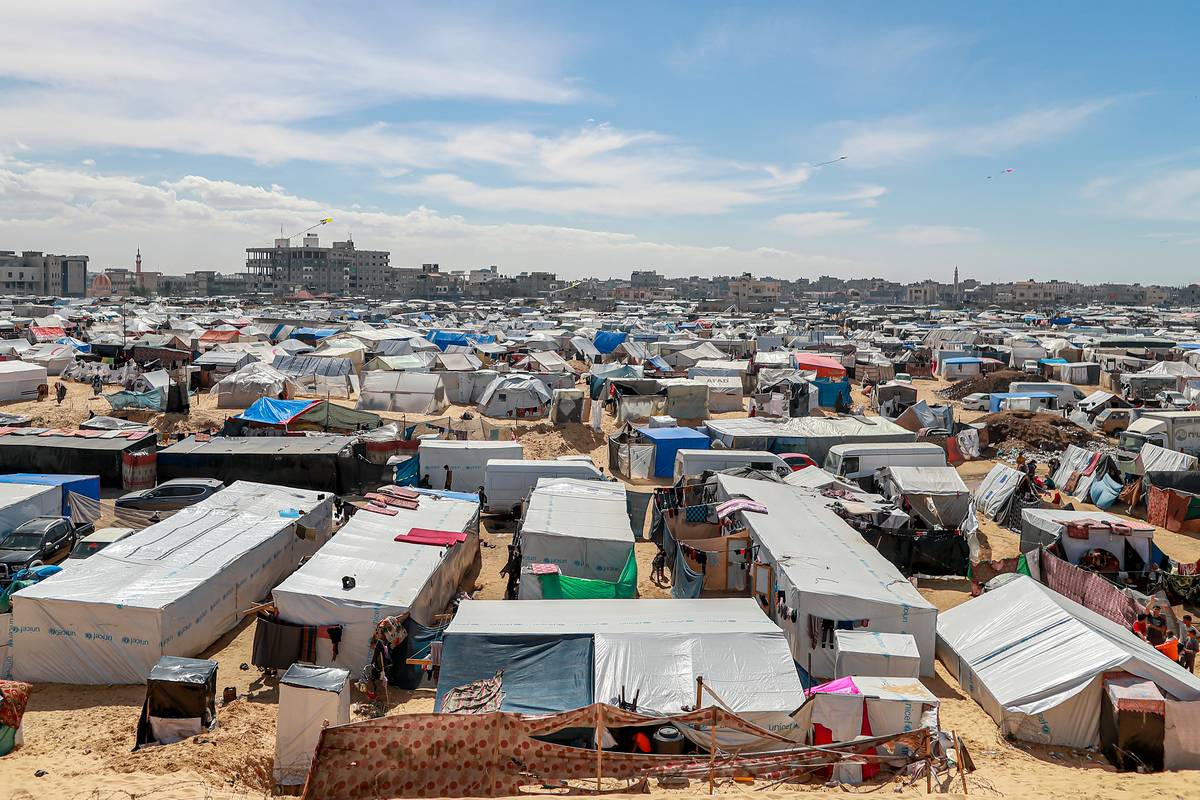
top-left (2, 1), bottom-right (1200, 283)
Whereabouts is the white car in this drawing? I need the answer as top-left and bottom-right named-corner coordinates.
top-left (961, 393), bottom-right (991, 411)
top-left (1156, 390), bottom-right (1192, 410)
top-left (893, 372), bottom-right (913, 384)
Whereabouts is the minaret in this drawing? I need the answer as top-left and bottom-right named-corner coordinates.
top-left (953, 266), bottom-right (960, 305)
top-left (136, 248), bottom-right (142, 275)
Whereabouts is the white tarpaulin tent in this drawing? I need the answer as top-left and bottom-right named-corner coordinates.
top-left (272, 494), bottom-right (479, 671)
top-left (937, 574), bottom-right (1200, 751)
top-left (212, 362), bottom-right (296, 409)
top-left (441, 598), bottom-right (805, 747)
top-left (356, 371), bottom-right (448, 414)
top-left (972, 463), bottom-right (1032, 521)
top-left (877, 466), bottom-right (972, 529)
top-left (1019, 509), bottom-right (1154, 569)
top-left (518, 479), bottom-right (634, 598)
top-left (12, 482), bottom-right (334, 684)
top-left (417, 440), bottom-right (523, 493)
top-left (274, 664), bottom-right (351, 788)
top-left (715, 475), bottom-right (938, 678)
top-left (0, 483), bottom-right (61, 543)
top-left (834, 631), bottom-right (921, 678)
top-left (0, 361), bottom-right (46, 401)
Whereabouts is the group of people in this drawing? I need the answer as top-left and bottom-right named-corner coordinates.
top-left (1132, 605), bottom-right (1199, 672)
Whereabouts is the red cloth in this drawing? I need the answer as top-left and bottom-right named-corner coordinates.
top-left (0, 680), bottom-right (32, 729)
top-left (394, 528), bottom-right (468, 546)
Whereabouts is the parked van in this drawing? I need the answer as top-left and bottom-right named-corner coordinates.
top-left (673, 449), bottom-right (789, 480)
top-left (1009, 382), bottom-right (1086, 409)
top-left (823, 442), bottom-right (947, 486)
top-left (483, 458), bottom-right (603, 514)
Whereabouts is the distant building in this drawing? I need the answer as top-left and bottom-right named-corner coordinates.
top-left (728, 273), bottom-right (780, 310)
top-left (245, 235), bottom-right (390, 296)
top-left (0, 250), bottom-right (88, 296)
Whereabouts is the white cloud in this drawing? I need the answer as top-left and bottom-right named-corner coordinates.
top-left (0, 158), bottom-right (868, 279)
top-left (837, 99), bottom-right (1118, 167)
top-left (771, 211), bottom-right (869, 236)
top-left (886, 225), bottom-right (981, 245)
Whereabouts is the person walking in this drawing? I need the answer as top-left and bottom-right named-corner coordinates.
top-left (443, 465), bottom-right (453, 491)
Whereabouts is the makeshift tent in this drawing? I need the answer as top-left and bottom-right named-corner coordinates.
top-left (593, 331), bottom-right (628, 354)
top-left (274, 664), bottom-right (351, 788)
top-left (518, 479), bottom-right (636, 599)
top-left (0, 362), bottom-right (46, 402)
top-left (972, 463), bottom-right (1037, 525)
top-left (134, 656), bottom-right (218, 748)
top-left (212, 362), bottom-right (296, 408)
top-left (1020, 509), bottom-right (1154, 569)
top-left (437, 598), bottom-right (805, 742)
top-left (792, 353), bottom-right (846, 379)
top-left (417, 440), bottom-right (523, 493)
top-left (549, 388), bottom-right (584, 424)
top-left (272, 493), bottom-right (479, 672)
top-left (799, 676), bottom-right (939, 784)
top-left (477, 375), bottom-right (552, 418)
top-left (937, 575), bottom-right (1200, 755)
top-left (705, 416), bottom-right (915, 465)
top-left (715, 476), bottom-right (938, 678)
top-left (635, 426), bottom-right (710, 478)
top-left (356, 371), bottom-right (447, 414)
top-left (22, 344), bottom-right (74, 375)
top-left (157, 435), bottom-right (359, 493)
top-left (833, 632), bottom-right (922, 679)
top-left (1101, 674), bottom-right (1166, 771)
top-left (13, 482), bottom-right (334, 684)
top-left (233, 398), bottom-right (381, 434)
top-left (691, 374), bottom-right (744, 412)
top-left (0, 474), bottom-right (99, 522)
top-left (877, 466), bottom-right (972, 529)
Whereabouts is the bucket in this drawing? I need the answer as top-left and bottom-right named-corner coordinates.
top-left (652, 724), bottom-right (685, 755)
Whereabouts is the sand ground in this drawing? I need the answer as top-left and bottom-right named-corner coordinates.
top-left (2, 375), bottom-right (1200, 799)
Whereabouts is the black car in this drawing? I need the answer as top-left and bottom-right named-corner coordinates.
top-left (0, 517), bottom-right (93, 585)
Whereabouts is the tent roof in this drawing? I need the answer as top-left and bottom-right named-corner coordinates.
top-left (445, 597), bottom-right (783, 636)
top-left (522, 478), bottom-right (633, 543)
top-left (938, 575), bottom-right (1200, 711)
top-left (634, 426), bottom-right (709, 443)
top-left (716, 475), bottom-right (935, 611)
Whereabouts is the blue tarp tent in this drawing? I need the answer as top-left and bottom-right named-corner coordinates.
top-left (427, 330), bottom-right (496, 351)
top-left (234, 397), bottom-right (315, 426)
top-left (593, 330), bottom-right (627, 354)
top-left (814, 377), bottom-right (852, 408)
top-left (637, 426), bottom-right (710, 478)
top-left (291, 327), bottom-right (338, 340)
top-left (647, 355), bottom-right (671, 372)
top-left (0, 474), bottom-right (100, 519)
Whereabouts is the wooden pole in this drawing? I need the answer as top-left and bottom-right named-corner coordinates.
top-left (595, 704), bottom-right (604, 792)
top-left (924, 731), bottom-right (933, 794)
top-left (708, 707), bottom-right (717, 795)
top-left (954, 731), bottom-right (968, 795)
top-left (695, 675), bottom-right (704, 710)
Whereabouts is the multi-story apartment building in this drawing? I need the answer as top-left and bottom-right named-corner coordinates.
top-left (245, 235), bottom-right (389, 296)
top-left (0, 250), bottom-right (89, 296)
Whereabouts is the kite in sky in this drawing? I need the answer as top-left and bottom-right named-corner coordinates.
top-left (986, 168), bottom-right (1015, 179)
top-left (813, 156), bottom-right (848, 168)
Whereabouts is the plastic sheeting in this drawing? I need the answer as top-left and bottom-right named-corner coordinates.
top-left (973, 463), bottom-right (1030, 521)
top-left (357, 371), bottom-right (448, 414)
top-left (518, 480), bottom-right (634, 597)
top-left (833, 632), bottom-right (921, 678)
top-left (936, 575), bottom-right (1200, 748)
top-left (593, 331), bottom-right (628, 354)
top-left (592, 629), bottom-right (805, 715)
top-left (12, 482), bottom-right (333, 684)
top-left (538, 550), bottom-right (637, 600)
top-left (275, 665), bottom-right (350, 787)
top-left (437, 633), bottom-right (594, 714)
top-left (235, 397), bottom-right (313, 425)
top-left (636, 426), bottom-right (709, 478)
top-left (272, 494), bottom-right (479, 672)
top-left (877, 466), bottom-right (971, 529)
top-left (417, 440), bottom-right (523, 493)
top-left (714, 475), bottom-right (938, 678)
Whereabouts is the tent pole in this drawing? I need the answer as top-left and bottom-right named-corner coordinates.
top-left (695, 675), bottom-right (703, 710)
top-left (924, 731), bottom-right (932, 793)
top-left (708, 707), bottom-right (717, 795)
top-left (595, 704), bottom-right (604, 792)
top-left (954, 730), bottom-right (968, 794)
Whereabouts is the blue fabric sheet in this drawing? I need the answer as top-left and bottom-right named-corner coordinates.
top-left (592, 330), bottom-right (627, 354)
top-left (435, 633), bottom-right (594, 714)
top-left (671, 548), bottom-right (704, 599)
top-left (636, 426), bottom-right (709, 477)
top-left (234, 397), bottom-right (313, 425)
